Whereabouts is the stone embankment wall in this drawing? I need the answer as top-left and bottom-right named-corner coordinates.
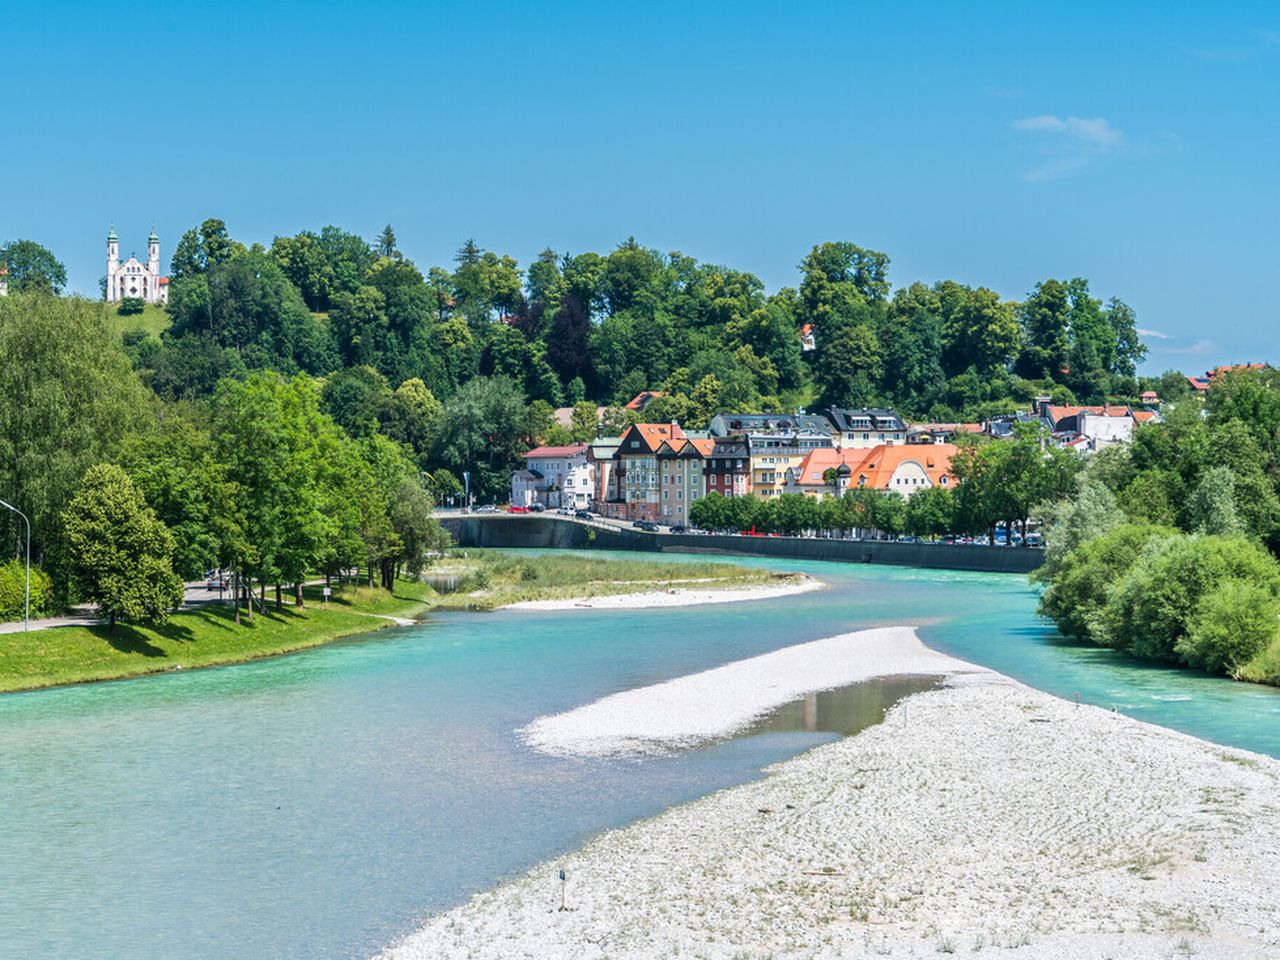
top-left (440, 515), bottom-right (1042, 575)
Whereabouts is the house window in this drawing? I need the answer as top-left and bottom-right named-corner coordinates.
top-left (940, 476), bottom-right (948, 485)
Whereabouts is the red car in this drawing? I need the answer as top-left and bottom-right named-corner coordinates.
top-left (507, 505), bottom-right (530, 513)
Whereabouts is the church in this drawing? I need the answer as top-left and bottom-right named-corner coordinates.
top-left (106, 227), bottom-right (169, 304)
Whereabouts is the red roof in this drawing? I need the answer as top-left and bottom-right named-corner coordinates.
top-left (158, 276), bottom-right (170, 285)
top-left (624, 391), bottom-right (665, 411)
top-left (524, 443), bottom-right (589, 459)
top-left (1133, 410), bottom-right (1159, 423)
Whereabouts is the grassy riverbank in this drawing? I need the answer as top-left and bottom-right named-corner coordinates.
top-left (431, 550), bottom-right (787, 610)
top-left (0, 552), bottom-right (794, 693)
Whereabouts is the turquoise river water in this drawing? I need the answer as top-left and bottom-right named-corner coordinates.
top-left (1, 551), bottom-right (1278, 959)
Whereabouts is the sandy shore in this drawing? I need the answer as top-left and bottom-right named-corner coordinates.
top-left (379, 628), bottom-right (1280, 959)
top-left (502, 573), bottom-right (824, 611)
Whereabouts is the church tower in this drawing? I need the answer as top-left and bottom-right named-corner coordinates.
top-left (147, 227), bottom-right (160, 301)
top-left (106, 227), bottom-right (120, 302)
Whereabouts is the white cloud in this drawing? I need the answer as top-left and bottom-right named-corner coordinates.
top-left (1011, 115), bottom-right (1124, 148)
top-left (1137, 327), bottom-right (1170, 340)
top-left (1010, 115), bottom-right (1125, 180)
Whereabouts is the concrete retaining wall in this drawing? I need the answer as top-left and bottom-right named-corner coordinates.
top-left (440, 515), bottom-right (1042, 575)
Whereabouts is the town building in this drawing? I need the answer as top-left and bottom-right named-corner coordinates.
top-left (509, 443), bottom-right (594, 509)
top-left (0, 262), bottom-right (7, 296)
top-left (743, 428), bottom-right (834, 498)
top-left (706, 437), bottom-right (752, 498)
top-left (602, 423), bottom-right (686, 521)
top-left (780, 447), bottom-right (871, 497)
top-left (656, 437), bottom-right (714, 526)
top-left (822, 407), bottom-right (907, 448)
top-left (781, 444), bottom-right (958, 499)
top-left (587, 437), bottom-right (622, 509)
top-left (849, 444), bottom-right (958, 497)
top-left (106, 227), bottom-right (169, 304)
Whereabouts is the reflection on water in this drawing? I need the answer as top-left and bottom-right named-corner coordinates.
top-left (745, 675), bottom-right (941, 737)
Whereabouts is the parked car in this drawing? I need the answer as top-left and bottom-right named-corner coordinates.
top-left (557, 505), bottom-right (574, 515)
top-left (669, 524), bottom-right (688, 534)
top-left (528, 503), bottom-right (545, 512)
top-left (634, 519), bottom-right (659, 531)
top-left (475, 504), bottom-right (499, 514)
top-left (574, 509), bottom-right (592, 520)
top-left (507, 505), bottom-right (530, 514)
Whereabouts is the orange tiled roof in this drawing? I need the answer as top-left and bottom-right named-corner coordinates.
top-left (620, 422), bottom-right (686, 453)
top-left (1133, 410), bottom-right (1159, 423)
top-left (853, 443), bottom-right (959, 489)
top-left (791, 447), bottom-right (875, 485)
top-left (624, 391), bottom-right (665, 411)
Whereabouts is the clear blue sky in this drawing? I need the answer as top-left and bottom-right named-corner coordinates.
top-left (3, 0), bottom-right (1277, 374)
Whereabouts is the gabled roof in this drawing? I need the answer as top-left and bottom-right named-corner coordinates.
top-left (512, 468), bottom-right (544, 481)
top-left (1132, 410), bottom-right (1159, 423)
top-left (852, 444), bottom-right (958, 489)
top-left (524, 443), bottom-right (589, 459)
top-left (618, 422), bottom-right (685, 454)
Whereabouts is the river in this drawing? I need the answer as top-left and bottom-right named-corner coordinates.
top-left (1, 552), bottom-right (1277, 959)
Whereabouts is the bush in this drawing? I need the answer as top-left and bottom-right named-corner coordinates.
top-left (1038, 523), bottom-right (1174, 645)
top-left (1107, 533), bottom-right (1280, 664)
top-left (117, 297), bottom-right (145, 316)
top-left (1177, 579), bottom-right (1280, 675)
top-left (0, 559), bottom-right (54, 620)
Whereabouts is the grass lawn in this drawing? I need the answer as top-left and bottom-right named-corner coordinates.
top-left (428, 550), bottom-right (788, 610)
top-left (0, 553), bottom-right (793, 694)
top-left (104, 301), bottom-right (170, 341)
top-left (0, 577), bottom-right (436, 694)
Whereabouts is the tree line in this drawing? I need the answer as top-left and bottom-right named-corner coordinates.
top-left (0, 293), bottom-right (447, 628)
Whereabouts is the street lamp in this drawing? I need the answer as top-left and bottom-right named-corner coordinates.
top-left (0, 497), bottom-right (31, 631)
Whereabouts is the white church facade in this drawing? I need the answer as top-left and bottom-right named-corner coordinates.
top-left (106, 228), bottom-right (169, 304)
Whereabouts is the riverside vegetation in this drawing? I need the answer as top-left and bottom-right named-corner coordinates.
top-left (0, 551), bottom-right (784, 692)
top-left (1034, 368), bottom-right (1280, 685)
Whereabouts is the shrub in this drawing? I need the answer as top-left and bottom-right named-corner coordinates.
top-left (0, 559), bottom-right (54, 620)
top-left (1177, 580), bottom-right (1280, 675)
top-left (117, 297), bottom-right (145, 316)
top-left (1038, 523), bottom-right (1174, 645)
top-left (1107, 533), bottom-right (1280, 664)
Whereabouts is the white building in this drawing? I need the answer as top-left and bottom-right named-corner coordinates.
top-left (510, 443), bottom-right (595, 508)
top-left (106, 227), bottom-right (169, 304)
top-left (0, 262), bottom-right (7, 296)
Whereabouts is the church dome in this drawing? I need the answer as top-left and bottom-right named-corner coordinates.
top-left (148, 228), bottom-right (159, 244)
top-left (107, 227), bottom-right (117, 242)
top-left (836, 463), bottom-right (852, 476)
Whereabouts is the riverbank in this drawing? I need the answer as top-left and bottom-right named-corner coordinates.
top-left (0, 552), bottom-right (800, 693)
top-left (382, 628), bottom-right (1280, 959)
top-left (503, 573), bottom-right (822, 612)
top-left (434, 551), bottom-right (799, 611)
top-left (0, 579), bottom-right (437, 694)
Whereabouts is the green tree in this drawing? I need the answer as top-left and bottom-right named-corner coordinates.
top-left (63, 463), bottom-right (184, 631)
top-left (1187, 466), bottom-right (1243, 535)
top-left (377, 224), bottom-right (398, 258)
top-left (815, 323), bottom-right (882, 408)
top-left (0, 239), bottom-right (67, 294)
top-left (435, 376), bottom-right (528, 502)
top-left (1178, 580), bottom-right (1280, 676)
top-left (0, 294), bottom-right (153, 576)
